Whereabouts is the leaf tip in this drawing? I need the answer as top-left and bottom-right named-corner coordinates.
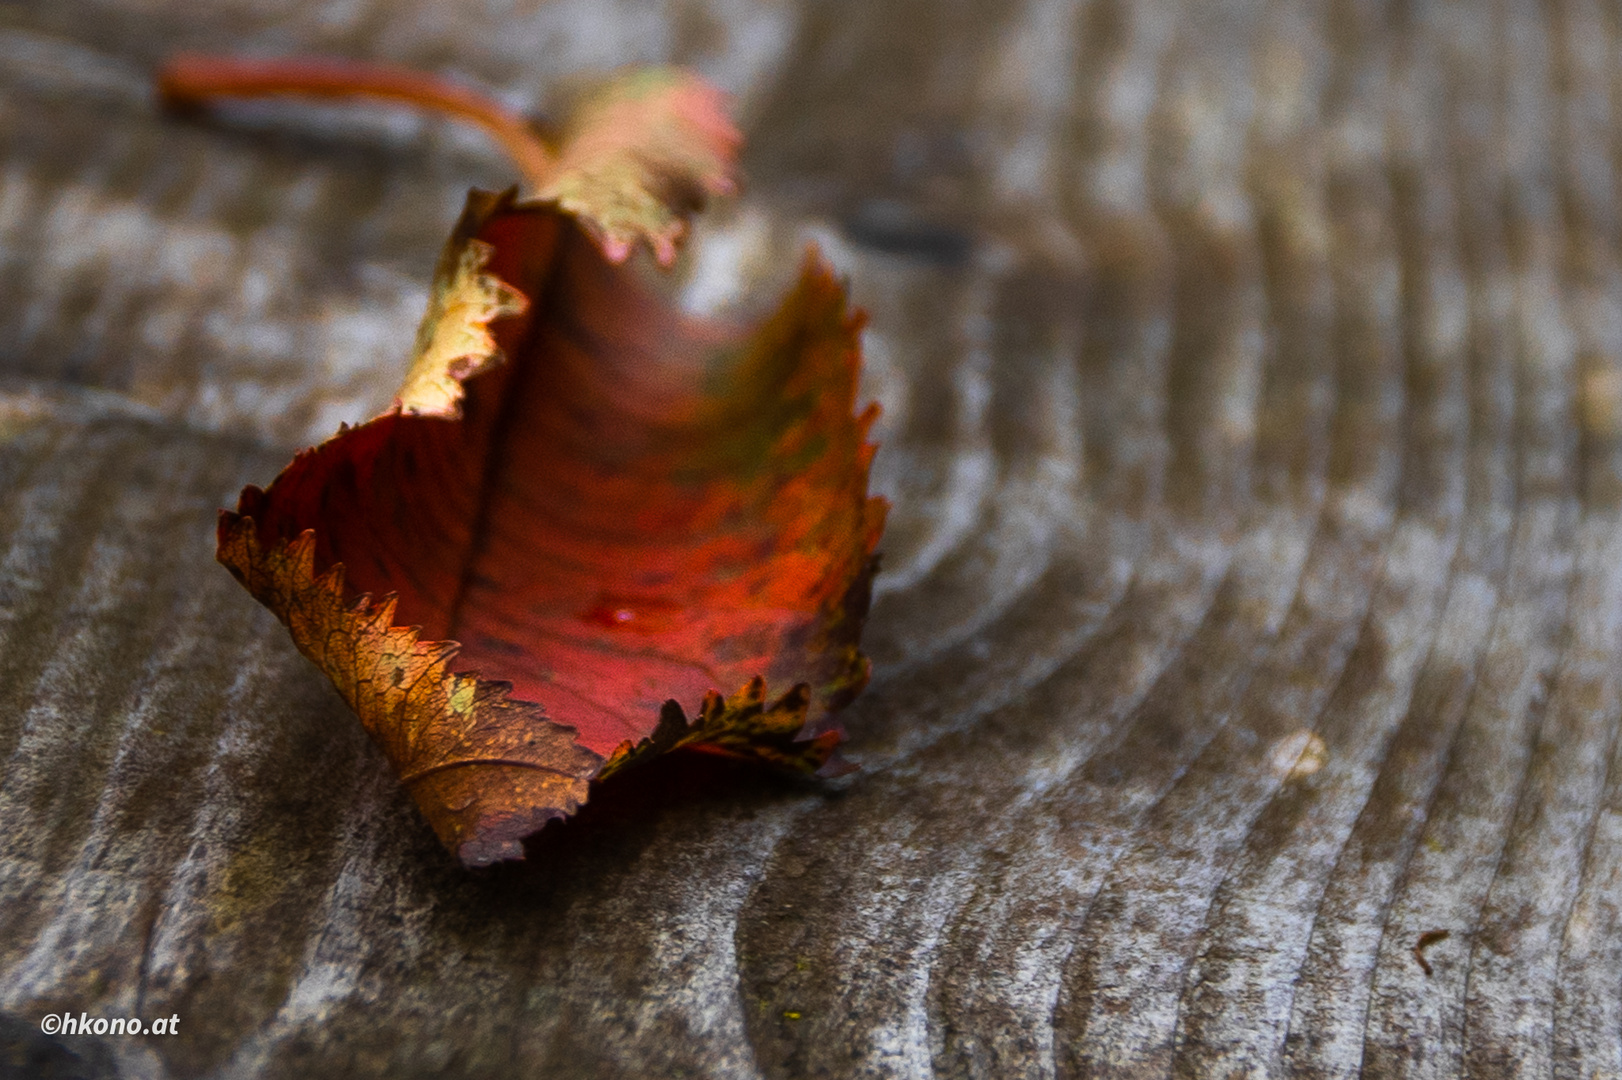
top-left (540, 65), bottom-right (741, 265)
top-left (814, 747), bottom-right (859, 779)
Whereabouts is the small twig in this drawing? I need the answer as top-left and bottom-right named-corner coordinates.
top-left (1412, 928), bottom-right (1450, 976)
top-left (156, 54), bottom-right (555, 190)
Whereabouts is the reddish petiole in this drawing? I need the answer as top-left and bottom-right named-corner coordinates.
top-left (157, 54), bottom-right (555, 189)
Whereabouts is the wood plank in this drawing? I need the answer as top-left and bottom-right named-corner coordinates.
top-left (2, 1), bottom-right (1621, 1076)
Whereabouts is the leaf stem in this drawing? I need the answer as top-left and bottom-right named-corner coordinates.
top-left (157, 54), bottom-right (555, 189)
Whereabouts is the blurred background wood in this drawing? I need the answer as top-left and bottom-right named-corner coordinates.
top-left (2, 0), bottom-right (1621, 1076)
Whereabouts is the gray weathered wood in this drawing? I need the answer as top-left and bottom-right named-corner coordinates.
top-left (3, 0), bottom-right (1622, 1076)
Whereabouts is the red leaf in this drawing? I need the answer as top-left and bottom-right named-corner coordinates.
top-left (180, 60), bottom-right (886, 865)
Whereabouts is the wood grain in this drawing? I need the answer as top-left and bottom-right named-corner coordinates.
top-left (2, 0), bottom-right (1621, 1077)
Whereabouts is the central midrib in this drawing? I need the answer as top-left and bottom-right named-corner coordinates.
top-left (442, 220), bottom-right (568, 650)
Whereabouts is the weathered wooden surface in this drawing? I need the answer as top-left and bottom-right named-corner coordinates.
top-left (3, 0), bottom-right (1622, 1077)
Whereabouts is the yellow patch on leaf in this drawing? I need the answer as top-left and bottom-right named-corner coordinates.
top-left (397, 237), bottom-right (528, 417)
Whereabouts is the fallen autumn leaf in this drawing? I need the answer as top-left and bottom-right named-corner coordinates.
top-left (162, 56), bottom-right (886, 866)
